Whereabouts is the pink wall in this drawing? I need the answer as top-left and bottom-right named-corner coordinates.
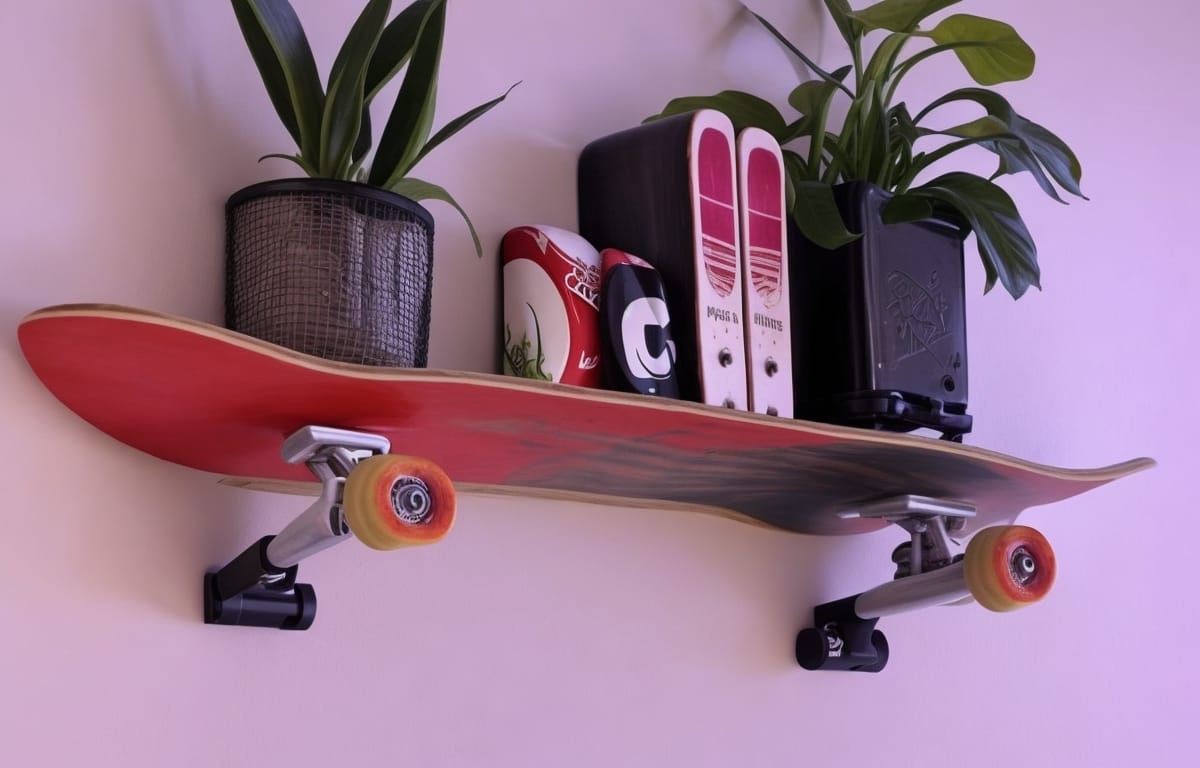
top-left (1, 1), bottom-right (1192, 764)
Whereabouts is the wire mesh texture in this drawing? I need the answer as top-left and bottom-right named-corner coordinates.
top-left (226, 179), bottom-right (434, 367)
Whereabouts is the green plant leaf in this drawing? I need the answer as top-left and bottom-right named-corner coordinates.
top-left (353, 109), bottom-right (373, 164)
top-left (863, 31), bottom-right (910, 86)
top-left (258, 152), bottom-right (319, 176)
top-left (925, 14), bottom-right (1034, 85)
top-left (934, 117), bottom-right (1068, 200)
top-left (787, 65), bottom-right (852, 116)
top-left (231, 0), bottom-right (325, 162)
top-left (786, 65), bottom-right (852, 169)
top-left (847, 0), bottom-right (961, 33)
top-left (822, 0), bottom-right (863, 50)
top-left (388, 177), bottom-right (482, 257)
top-left (781, 149), bottom-right (809, 211)
top-left (354, 0), bottom-right (440, 163)
top-left (370, 0), bottom-right (445, 186)
top-left (366, 0), bottom-right (439, 101)
top-left (791, 181), bottom-right (860, 249)
top-left (880, 192), bottom-right (934, 224)
top-left (918, 88), bottom-right (1084, 200)
top-left (884, 103), bottom-right (919, 188)
top-left (646, 90), bottom-right (789, 141)
top-left (411, 81), bottom-right (519, 169)
top-left (321, 0), bottom-right (390, 178)
top-left (782, 115), bottom-right (814, 143)
top-left (907, 172), bottom-right (1040, 298)
top-left (746, 9), bottom-right (854, 98)
top-left (986, 140), bottom-right (1066, 203)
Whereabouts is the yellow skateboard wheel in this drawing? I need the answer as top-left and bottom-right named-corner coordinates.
top-left (343, 455), bottom-right (456, 550)
top-left (964, 525), bottom-right (1056, 612)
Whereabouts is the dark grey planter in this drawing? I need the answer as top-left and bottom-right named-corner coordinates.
top-left (789, 181), bottom-right (972, 440)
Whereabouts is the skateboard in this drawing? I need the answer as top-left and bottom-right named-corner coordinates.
top-left (18, 304), bottom-right (1154, 668)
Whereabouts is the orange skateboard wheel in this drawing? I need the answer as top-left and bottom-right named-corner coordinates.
top-left (964, 525), bottom-right (1056, 612)
top-left (343, 455), bottom-right (456, 550)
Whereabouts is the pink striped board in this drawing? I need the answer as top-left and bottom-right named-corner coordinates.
top-left (737, 128), bottom-right (792, 418)
top-left (688, 110), bottom-right (747, 410)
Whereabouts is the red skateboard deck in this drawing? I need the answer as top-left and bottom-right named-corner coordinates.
top-left (17, 304), bottom-right (1153, 536)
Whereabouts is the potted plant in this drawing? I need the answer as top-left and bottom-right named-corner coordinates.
top-left (649, 0), bottom-right (1084, 438)
top-left (227, 0), bottom-right (515, 366)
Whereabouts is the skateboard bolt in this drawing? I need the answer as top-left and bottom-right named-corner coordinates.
top-left (765, 358), bottom-right (779, 377)
top-left (1010, 547), bottom-right (1037, 584)
top-left (719, 348), bottom-right (734, 367)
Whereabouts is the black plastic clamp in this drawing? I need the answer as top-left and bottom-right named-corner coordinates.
top-left (795, 595), bottom-right (890, 673)
top-left (203, 536), bottom-right (317, 631)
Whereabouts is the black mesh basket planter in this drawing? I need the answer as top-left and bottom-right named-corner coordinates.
top-left (225, 179), bottom-right (434, 367)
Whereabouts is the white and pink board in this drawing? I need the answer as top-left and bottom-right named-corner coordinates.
top-left (736, 128), bottom-right (792, 417)
top-left (688, 110), bottom-right (748, 410)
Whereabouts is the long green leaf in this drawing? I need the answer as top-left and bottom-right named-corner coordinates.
top-left (884, 103), bottom-right (918, 189)
top-left (880, 192), bottom-right (934, 224)
top-left (787, 66), bottom-right (852, 116)
top-left (388, 177), bottom-right (482, 257)
top-left (321, 0), bottom-right (390, 177)
top-left (258, 152), bottom-right (320, 176)
top-left (786, 65), bottom-right (851, 171)
top-left (353, 109), bottom-right (374, 165)
top-left (782, 115), bottom-right (814, 144)
top-left (924, 14), bottom-right (1034, 85)
top-left (907, 172), bottom-right (1040, 298)
top-left (411, 81), bottom-right (519, 169)
top-left (747, 10), bottom-right (854, 98)
top-left (366, 0), bottom-right (439, 100)
top-left (931, 117), bottom-right (1066, 202)
top-left (917, 88), bottom-right (1084, 199)
top-left (863, 31), bottom-right (910, 86)
top-left (647, 90), bottom-right (789, 141)
top-left (847, 0), bottom-right (961, 33)
top-left (792, 181), bottom-right (861, 249)
top-left (354, 0), bottom-right (440, 163)
top-left (371, 0), bottom-right (445, 186)
top-left (986, 140), bottom-right (1065, 202)
top-left (903, 120), bottom-right (1024, 189)
top-left (820, 130), bottom-right (850, 183)
top-left (822, 0), bottom-right (862, 50)
top-left (231, 0), bottom-right (325, 162)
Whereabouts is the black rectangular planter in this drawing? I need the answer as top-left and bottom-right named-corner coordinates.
top-left (789, 182), bottom-right (972, 440)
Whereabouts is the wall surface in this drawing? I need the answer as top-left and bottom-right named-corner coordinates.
top-left (1, 1), bottom-right (1194, 765)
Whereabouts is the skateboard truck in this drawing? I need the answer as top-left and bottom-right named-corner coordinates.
top-left (795, 496), bottom-right (976, 673)
top-left (204, 427), bottom-right (391, 630)
top-left (795, 497), bottom-right (1057, 672)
